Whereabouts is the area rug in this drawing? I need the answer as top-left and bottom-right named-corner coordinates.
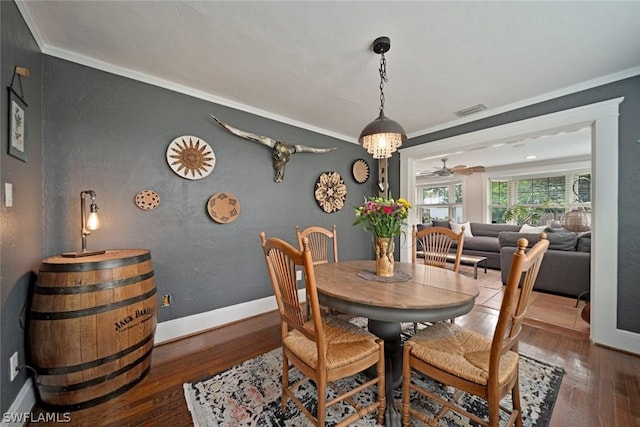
top-left (184, 322), bottom-right (563, 427)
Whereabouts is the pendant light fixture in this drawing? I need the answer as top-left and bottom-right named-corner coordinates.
top-left (359, 36), bottom-right (406, 159)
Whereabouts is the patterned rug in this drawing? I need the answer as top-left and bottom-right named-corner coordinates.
top-left (184, 320), bottom-right (563, 427)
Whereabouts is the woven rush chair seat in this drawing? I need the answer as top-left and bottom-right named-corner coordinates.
top-left (260, 232), bottom-right (385, 426)
top-left (402, 234), bottom-right (549, 427)
top-left (285, 316), bottom-right (381, 371)
top-left (406, 322), bottom-right (519, 386)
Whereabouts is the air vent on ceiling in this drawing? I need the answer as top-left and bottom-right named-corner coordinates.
top-left (454, 104), bottom-right (488, 117)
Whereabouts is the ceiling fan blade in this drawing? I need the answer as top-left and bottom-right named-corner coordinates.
top-left (468, 166), bottom-right (486, 172)
top-left (453, 165), bottom-right (486, 175)
top-left (450, 164), bottom-right (468, 171)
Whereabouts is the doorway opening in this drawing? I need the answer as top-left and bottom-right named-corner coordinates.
top-left (400, 98), bottom-right (633, 353)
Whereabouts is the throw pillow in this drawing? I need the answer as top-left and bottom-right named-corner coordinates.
top-left (432, 220), bottom-right (451, 229)
top-left (449, 221), bottom-right (473, 237)
top-left (544, 226), bottom-right (571, 233)
top-left (519, 224), bottom-right (547, 233)
top-left (577, 232), bottom-right (591, 252)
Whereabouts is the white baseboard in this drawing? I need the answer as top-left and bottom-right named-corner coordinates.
top-left (1, 378), bottom-right (36, 427)
top-left (155, 289), bottom-right (305, 344)
top-left (3, 290), bottom-right (306, 423)
top-left (595, 328), bottom-right (640, 355)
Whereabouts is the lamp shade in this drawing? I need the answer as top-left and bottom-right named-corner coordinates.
top-left (358, 111), bottom-right (407, 159)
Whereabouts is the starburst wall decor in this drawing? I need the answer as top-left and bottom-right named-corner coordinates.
top-left (166, 135), bottom-right (215, 180)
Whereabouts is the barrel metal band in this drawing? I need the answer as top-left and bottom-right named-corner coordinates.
top-left (39, 365), bottom-right (152, 412)
top-left (30, 287), bottom-right (157, 320)
top-left (34, 270), bottom-right (155, 295)
top-left (34, 328), bottom-right (155, 375)
top-left (37, 346), bottom-right (153, 392)
top-left (39, 252), bottom-right (151, 272)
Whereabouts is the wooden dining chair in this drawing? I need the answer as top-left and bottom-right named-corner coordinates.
top-left (259, 232), bottom-right (386, 426)
top-left (412, 224), bottom-right (466, 329)
top-left (411, 224), bottom-right (465, 271)
top-left (401, 235), bottom-right (549, 427)
top-left (295, 224), bottom-right (338, 264)
top-left (296, 225), bottom-right (339, 316)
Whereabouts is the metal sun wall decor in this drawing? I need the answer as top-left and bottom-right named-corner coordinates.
top-left (210, 115), bottom-right (336, 183)
top-left (166, 135), bottom-right (215, 180)
top-left (314, 172), bottom-right (347, 213)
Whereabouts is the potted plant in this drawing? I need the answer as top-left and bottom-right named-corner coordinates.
top-left (502, 205), bottom-right (546, 225)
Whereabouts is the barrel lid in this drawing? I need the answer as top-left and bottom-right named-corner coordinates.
top-left (40, 249), bottom-right (151, 271)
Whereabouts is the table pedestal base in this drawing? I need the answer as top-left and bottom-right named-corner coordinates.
top-left (367, 319), bottom-right (403, 386)
top-left (367, 319), bottom-right (403, 427)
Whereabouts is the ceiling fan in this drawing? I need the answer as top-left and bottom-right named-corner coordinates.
top-left (418, 158), bottom-right (486, 177)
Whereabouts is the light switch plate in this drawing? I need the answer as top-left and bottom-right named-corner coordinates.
top-left (4, 183), bottom-right (13, 207)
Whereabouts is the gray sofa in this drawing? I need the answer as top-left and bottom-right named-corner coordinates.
top-left (416, 221), bottom-right (591, 298)
top-left (500, 231), bottom-right (591, 298)
top-left (418, 221), bottom-right (521, 269)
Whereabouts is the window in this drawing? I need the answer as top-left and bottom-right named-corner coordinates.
top-left (415, 183), bottom-right (462, 223)
top-left (573, 173), bottom-right (591, 203)
top-left (490, 180), bottom-right (509, 223)
top-left (489, 171), bottom-right (590, 225)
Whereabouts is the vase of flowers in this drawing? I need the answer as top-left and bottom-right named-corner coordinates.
top-left (353, 196), bottom-right (412, 277)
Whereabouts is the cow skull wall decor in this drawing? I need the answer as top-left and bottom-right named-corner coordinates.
top-left (210, 115), bottom-right (336, 182)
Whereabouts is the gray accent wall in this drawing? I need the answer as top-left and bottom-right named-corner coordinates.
top-left (397, 75), bottom-right (640, 333)
top-left (41, 56), bottom-right (376, 321)
top-left (1, 0), bottom-right (43, 413)
top-left (2, 5), bottom-right (378, 410)
top-left (2, 0), bottom-right (638, 413)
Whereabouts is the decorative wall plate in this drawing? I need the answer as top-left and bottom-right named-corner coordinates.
top-left (352, 159), bottom-right (370, 184)
top-left (166, 135), bottom-right (215, 180)
top-left (135, 190), bottom-right (160, 210)
top-left (207, 192), bottom-right (241, 224)
top-left (314, 172), bottom-right (347, 213)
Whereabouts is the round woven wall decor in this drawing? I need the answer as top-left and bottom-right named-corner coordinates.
top-left (135, 190), bottom-right (160, 211)
top-left (166, 135), bottom-right (215, 180)
top-left (207, 192), bottom-right (241, 224)
top-left (352, 159), bottom-right (370, 184)
top-left (314, 172), bottom-right (347, 213)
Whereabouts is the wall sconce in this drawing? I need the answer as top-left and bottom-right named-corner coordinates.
top-left (61, 190), bottom-right (106, 257)
top-left (359, 36), bottom-right (407, 159)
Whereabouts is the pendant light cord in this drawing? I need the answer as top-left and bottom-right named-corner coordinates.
top-left (378, 53), bottom-right (388, 114)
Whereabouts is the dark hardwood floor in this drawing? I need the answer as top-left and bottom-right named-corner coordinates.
top-left (29, 301), bottom-right (640, 427)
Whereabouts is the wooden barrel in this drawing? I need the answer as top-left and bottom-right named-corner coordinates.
top-left (28, 249), bottom-right (157, 410)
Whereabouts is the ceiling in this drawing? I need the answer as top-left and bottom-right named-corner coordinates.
top-left (16, 1), bottom-right (640, 173)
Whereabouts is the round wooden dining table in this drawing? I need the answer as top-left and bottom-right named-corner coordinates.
top-left (313, 260), bottom-right (479, 426)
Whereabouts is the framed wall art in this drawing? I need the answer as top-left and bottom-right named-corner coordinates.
top-left (8, 88), bottom-right (28, 162)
